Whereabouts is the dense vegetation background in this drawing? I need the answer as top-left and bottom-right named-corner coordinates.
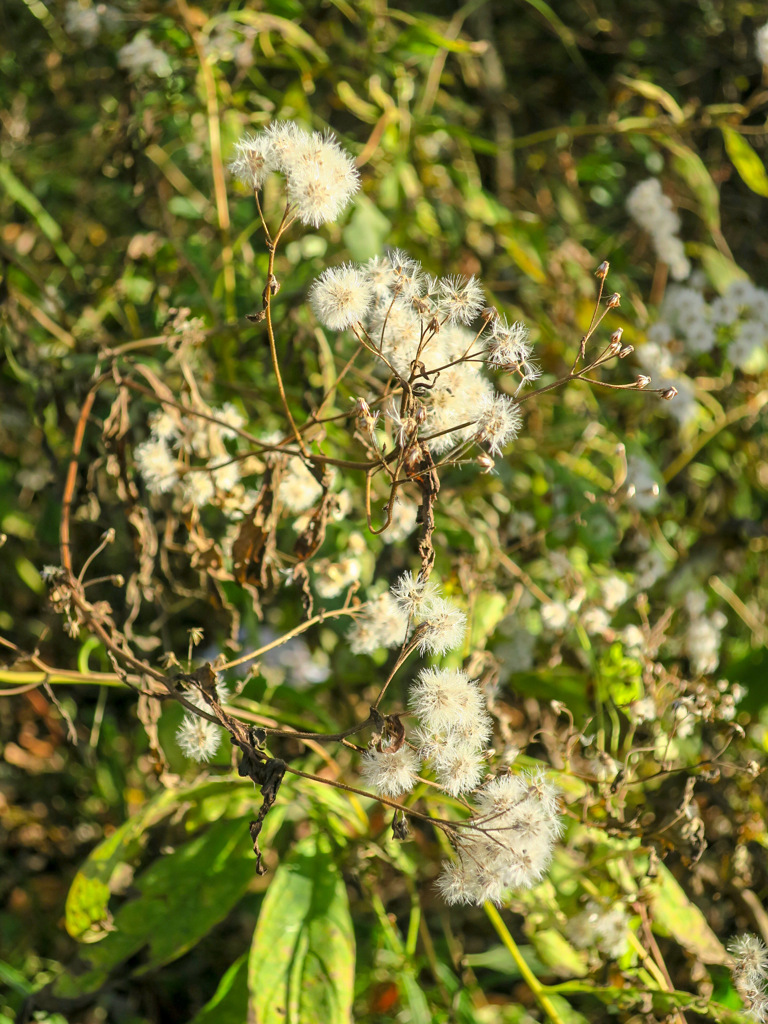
top-left (2, 1), bottom-right (768, 1022)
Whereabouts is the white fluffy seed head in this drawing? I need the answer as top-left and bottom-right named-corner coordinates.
top-left (278, 457), bottom-right (323, 514)
top-left (360, 745), bottom-right (421, 797)
top-left (474, 392), bottom-right (522, 454)
top-left (135, 437), bottom-right (179, 494)
top-left (730, 933), bottom-right (768, 986)
top-left (486, 318), bottom-right (531, 368)
top-left (348, 592), bottom-right (409, 655)
top-left (283, 131), bottom-right (360, 227)
top-left (181, 469), bottom-right (215, 508)
top-left (229, 133), bottom-right (277, 190)
top-left (310, 264), bottom-right (373, 330)
top-left (437, 275), bottom-right (485, 325)
top-left (390, 571), bottom-right (440, 618)
top-left (409, 667), bottom-right (486, 736)
top-left (387, 249), bottom-right (425, 301)
top-left (176, 713), bottom-right (222, 762)
top-left (432, 743), bottom-right (487, 796)
top-left (416, 596), bottom-right (467, 655)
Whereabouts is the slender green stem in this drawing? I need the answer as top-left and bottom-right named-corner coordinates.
top-left (484, 903), bottom-right (567, 1024)
top-left (0, 669), bottom-right (126, 690)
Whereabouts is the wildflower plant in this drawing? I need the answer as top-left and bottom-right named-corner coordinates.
top-left (4, 55), bottom-right (768, 1020)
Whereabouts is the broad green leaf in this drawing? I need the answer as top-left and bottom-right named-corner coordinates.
top-left (248, 834), bottom-right (355, 1024)
top-left (547, 994), bottom-right (591, 1024)
top-left (56, 816), bottom-right (256, 997)
top-left (649, 862), bottom-right (728, 964)
top-left (188, 954), bottom-right (249, 1024)
top-left (65, 786), bottom-right (183, 941)
top-left (64, 778), bottom-right (254, 941)
top-left (722, 126), bottom-right (768, 197)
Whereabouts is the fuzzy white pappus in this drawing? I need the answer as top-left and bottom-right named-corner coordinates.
top-left (360, 745), bottom-right (421, 797)
top-left (437, 769), bottom-right (563, 905)
top-left (310, 264), bottom-right (373, 330)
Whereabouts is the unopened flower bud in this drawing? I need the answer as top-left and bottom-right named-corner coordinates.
top-left (606, 292), bottom-right (621, 308)
top-left (477, 455), bottom-right (495, 473)
top-left (596, 261), bottom-right (610, 279)
top-left (636, 374), bottom-right (651, 389)
top-left (415, 405), bottom-right (427, 426)
top-left (608, 330), bottom-right (623, 356)
top-left (661, 386), bottom-right (678, 401)
top-left (619, 345), bottom-right (634, 358)
top-left (352, 397), bottom-right (371, 418)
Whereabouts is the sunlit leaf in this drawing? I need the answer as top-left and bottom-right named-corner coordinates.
top-left (248, 834), bottom-right (355, 1024)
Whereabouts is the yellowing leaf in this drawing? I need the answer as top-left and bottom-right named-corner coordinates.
top-left (649, 863), bottom-right (728, 965)
top-left (722, 126), bottom-right (768, 198)
top-left (249, 834), bottom-right (355, 1024)
top-left (616, 75), bottom-right (685, 124)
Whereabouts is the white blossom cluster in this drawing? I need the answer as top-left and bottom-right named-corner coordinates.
top-left (566, 900), bottom-right (631, 960)
top-left (310, 250), bottom-right (531, 460)
top-left (348, 572), bottom-right (466, 657)
top-left (437, 769), bottom-right (564, 905)
top-left (641, 279), bottom-right (768, 415)
top-left (538, 573), bottom-right (638, 648)
top-left (117, 32), bottom-right (172, 78)
top-left (626, 178), bottom-right (691, 281)
top-left (135, 402), bottom-right (250, 515)
top-left (729, 933), bottom-right (768, 1022)
top-left (64, 1), bottom-right (120, 45)
top-left (684, 590), bottom-right (727, 677)
top-left (229, 122), bottom-right (360, 227)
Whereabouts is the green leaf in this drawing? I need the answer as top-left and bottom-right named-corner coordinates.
top-left (692, 243), bottom-right (749, 294)
top-left (649, 862), bottom-right (728, 965)
top-left (722, 126), bottom-right (768, 197)
top-left (65, 786), bottom-right (184, 941)
top-left (470, 592), bottom-right (508, 649)
top-left (660, 137), bottom-right (721, 232)
top-left (342, 196), bottom-right (391, 261)
top-left (529, 929), bottom-right (589, 979)
top-left (248, 834), bottom-right (355, 1024)
top-left (57, 816), bottom-right (256, 997)
top-left (188, 954), bottom-right (249, 1024)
